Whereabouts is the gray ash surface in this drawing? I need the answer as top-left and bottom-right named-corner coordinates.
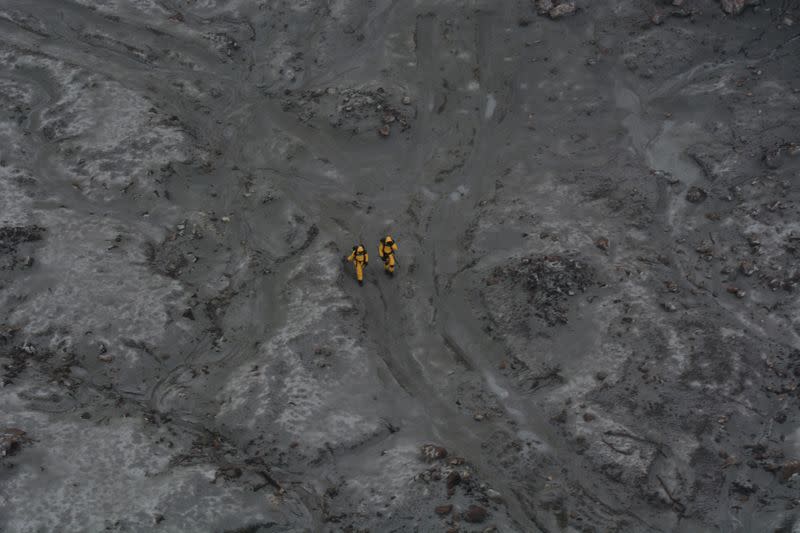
top-left (1, 1), bottom-right (800, 532)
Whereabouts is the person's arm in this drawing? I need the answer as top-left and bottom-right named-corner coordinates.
top-left (365, 253), bottom-right (369, 265)
top-left (392, 242), bottom-right (398, 252)
top-left (346, 251), bottom-right (355, 262)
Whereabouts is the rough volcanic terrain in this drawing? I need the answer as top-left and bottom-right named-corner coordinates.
top-left (1, 1), bottom-right (800, 532)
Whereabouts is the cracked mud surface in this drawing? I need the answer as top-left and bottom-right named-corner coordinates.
top-left (1, 1), bottom-right (800, 531)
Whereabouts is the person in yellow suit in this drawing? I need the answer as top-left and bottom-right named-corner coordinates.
top-left (378, 236), bottom-right (398, 276)
top-left (346, 244), bottom-right (369, 285)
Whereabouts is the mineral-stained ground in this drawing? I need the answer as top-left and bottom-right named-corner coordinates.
top-left (1, 1), bottom-right (799, 531)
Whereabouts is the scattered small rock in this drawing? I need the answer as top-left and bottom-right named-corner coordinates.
top-left (695, 240), bottom-right (714, 257)
top-left (216, 465), bottom-right (243, 481)
top-left (726, 286), bottom-right (746, 298)
top-left (435, 504), bottom-right (453, 516)
top-left (463, 504), bottom-right (488, 523)
top-left (651, 10), bottom-right (667, 25)
top-left (378, 124), bottom-right (391, 137)
top-left (595, 371), bottom-right (608, 381)
top-left (583, 412), bottom-right (596, 422)
top-left (535, 0), bottom-right (578, 18)
top-left (421, 444), bottom-right (448, 461)
top-left (402, 96), bottom-right (412, 105)
top-left (551, 3), bottom-right (577, 18)
top-left (486, 488), bottom-right (503, 503)
top-left (719, 0), bottom-right (760, 15)
top-left (0, 428), bottom-right (29, 457)
top-left (595, 237), bottom-right (609, 251)
top-left (664, 281), bottom-right (679, 293)
top-left (550, 2), bottom-right (577, 18)
top-left (661, 301), bottom-right (678, 312)
top-left (491, 254), bottom-right (594, 326)
top-left (446, 471), bottom-right (462, 490)
top-left (732, 478), bottom-right (757, 495)
top-left (746, 234), bottom-right (761, 248)
top-left (739, 261), bottom-right (757, 277)
top-left (763, 143), bottom-right (797, 169)
top-left (722, 454), bottom-right (740, 468)
top-left (652, 169), bottom-right (680, 185)
top-left (98, 353), bottom-right (113, 363)
top-left (686, 186), bottom-right (707, 203)
top-left (0, 225), bottom-right (45, 255)
top-left (780, 460), bottom-right (800, 482)
top-left (473, 413), bottom-right (485, 421)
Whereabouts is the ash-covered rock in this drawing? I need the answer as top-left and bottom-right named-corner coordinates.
top-left (464, 504), bottom-right (488, 523)
top-left (763, 142), bottom-right (799, 169)
top-left (276, 85), bottom-right (412, 136)
top-left (334, 87), bottom-right (411, 132)
top-left (487, 254), bottom-right (595, 325)
top-left (0, 225), bottom-right (44, 254)
top-left (279, 88), bottom-right (326, 124)
top-left (413, 445), bottom-right (508, 528)
top-left (421, 443), bottom-right (448, 461)
top-left (205, 32), bottom-right (241, 58)
top-left (535, 1), bottom-right (578, 19)
top-left (719, 0), bottom-right (760, 15)
top-left (1, 428), bottom-right (30, 458)
top-left (0, 336), bottom-right (63, 387)
top-left (685, 186), bottom-right (707, 203)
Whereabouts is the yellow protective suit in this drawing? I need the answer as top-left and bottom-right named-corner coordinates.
top-left (347, 245), bottom-right (369, 285)
top-left (378, 236), bottom-right (398, 275)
